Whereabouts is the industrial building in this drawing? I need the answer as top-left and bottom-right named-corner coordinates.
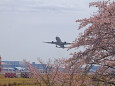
top-left (1, 60), bottom-right (46, 73)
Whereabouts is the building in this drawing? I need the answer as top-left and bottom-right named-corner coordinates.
top-left (1, 61), bottom-right (46, 73)
top-left (2, 61), bottom-right (26, 68)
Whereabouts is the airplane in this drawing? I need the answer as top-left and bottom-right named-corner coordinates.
top-left (44, 37), bottom-right (72, 48)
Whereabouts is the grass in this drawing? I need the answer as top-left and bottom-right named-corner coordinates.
top-left (0, 77), bottom-right (40, 86)
top-left (16, 85), bottom-right (38, 86)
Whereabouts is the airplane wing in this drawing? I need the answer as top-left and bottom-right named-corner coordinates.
top-left (63, 42), bottom-right (73, 45)
top-left (44, 41), bottom-right (57, 44)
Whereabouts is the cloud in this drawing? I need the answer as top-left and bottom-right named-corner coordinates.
top-left (0, 0), bottom-right (91, 12)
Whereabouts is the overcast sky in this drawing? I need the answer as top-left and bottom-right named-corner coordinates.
top-left (0, 0), bottom-right (104, 63)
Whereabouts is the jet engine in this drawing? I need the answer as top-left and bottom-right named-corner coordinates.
top-left (64, 42), bottom-right (66, 44)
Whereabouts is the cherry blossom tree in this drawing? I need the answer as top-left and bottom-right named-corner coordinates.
top-left (25, 58), bottom-right (91, 86)
top-left (25, 58), bottom-right (74, 86)
top-left (68, 0), bottom-right (115, 85)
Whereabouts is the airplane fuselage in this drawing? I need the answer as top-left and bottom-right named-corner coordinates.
top-left (56, 37), bottom-right (62, 43)
top-left (56, 37), bottom-right (65, 47)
